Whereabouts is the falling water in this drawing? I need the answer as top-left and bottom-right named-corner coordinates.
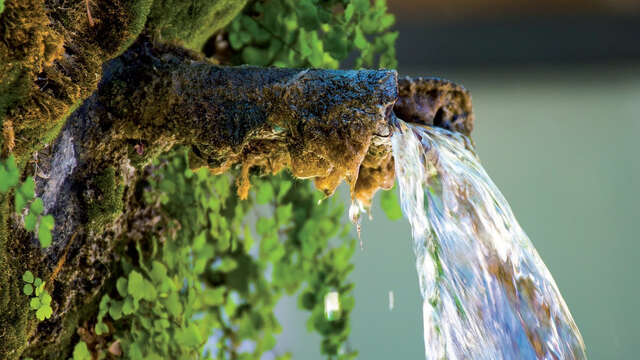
top-left (386, 117), bottom-right (586, 359)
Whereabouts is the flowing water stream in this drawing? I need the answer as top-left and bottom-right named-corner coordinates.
top-left (363, 116), bottom-right (586, 359)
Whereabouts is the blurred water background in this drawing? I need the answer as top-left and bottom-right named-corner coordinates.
top-left (274, 1), bottom-right (640, 358)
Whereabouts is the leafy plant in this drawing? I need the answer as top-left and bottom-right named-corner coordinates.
top-left (88, 149), bottom-right (357, 359)
top-left (228, 0), bottom-right (397, 69)
top-left (0, 155), bottom-right (55, 247)
top-left (22, 271), bottom-right (53, 321)
top-left (71, 341), bottom-right (92, 360)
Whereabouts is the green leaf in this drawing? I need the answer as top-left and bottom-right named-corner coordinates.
top-left (24, 212), bottom-right (37, 231)
top-left (149, 261), bottom-right (168, 284)
top-left (219, 257), bottom-right (238, 272)
top-left (40, 292), bottom-right (52, 306)
top-left (40, 214), bottom-right (54, 231)
top-left (72, 341), bottom-right (92, 360)
top-left (127, 271), bottom-right (145, 301)
top-left (23, 284), bottom-right (33, 296)
top-left (122, 297), bottom-right (135, 315)
top-left (22, 271), bottom-right (34, 283)
top-left (35, 281), bottom-right (44, 297)
top-left (354, 27), bottom-right (369, 50)
top-left (203, 287), bottom-right (225, 306)
top-left (37, 222), bottom-right (52, 247)
top-left (380, 188), bottom-right (403, 220)
top-left (277, 180), bottom-right (292, 200)
top-left (256, 217), bottom-right (275, 236)
top-left (241, 47), bottom-right (271, 67)
top-left (33, 277), bottom-right (42, 288)
top-left (14, 192), bottom-right (25, 213)
top-left (30, 198), bottom-right (44, 216)
top-left (36, 304), bottom-right (52, 320)
top-left (109, 301), bottom-right (123, 320)
top-left (256, 182), bottom-right (274, 204)
top-left (344, 3), bottom-right (355, 22)
top-left (297, 0), bottom-right (319, 29)
top-left (30, 297), bottom-right (40, 310)
top-left (116, 277), bottom-right (128, 297)
top-left (276, 203), bottom-right (293, 223)
top-left (94, 321), bottom-right (109, 335)
top-left (19, 177), bottom-right (35, 200)
top-left (165, 292), bottom-right (183, 317)
top-left (0, 156), bottom-right (19, 192)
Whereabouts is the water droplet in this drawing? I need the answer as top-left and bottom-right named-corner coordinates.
top-left (324, 291), bottom-right (340, 321)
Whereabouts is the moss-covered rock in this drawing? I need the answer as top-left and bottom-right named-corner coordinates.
top-left (146, 0), bottom-right (247, 51)
top-left (0, 0), bottom-right (154, 166)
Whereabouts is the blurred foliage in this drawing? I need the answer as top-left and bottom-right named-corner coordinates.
top-left (93, 149), bottom-right (357, 359)
top-left (227, 0), bottom-right (398, 69)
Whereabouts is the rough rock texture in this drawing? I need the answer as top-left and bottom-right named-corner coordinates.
top-left (394, 77), bottom-right (474, 136)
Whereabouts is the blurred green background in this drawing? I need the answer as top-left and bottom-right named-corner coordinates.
top-left (274, 1), bottom-right (639, 359)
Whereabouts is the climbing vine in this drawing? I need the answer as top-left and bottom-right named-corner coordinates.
top-left (91, 149), bottom-right (357, 359)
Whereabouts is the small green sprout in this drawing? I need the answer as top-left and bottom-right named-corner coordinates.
top-left (22, 271), bottom-right (53, 321)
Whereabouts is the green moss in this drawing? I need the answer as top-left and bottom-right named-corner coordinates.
top-left (114, 0), bottom-right (154, 56)
top-left (0, 194), bottom-right (32, 360)
top-left (86, 167), bottom-right (125, 233)
top-left (0, 67), bottom-right (31, 122)
top-left (146, 0), bottom-right (247, 51)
